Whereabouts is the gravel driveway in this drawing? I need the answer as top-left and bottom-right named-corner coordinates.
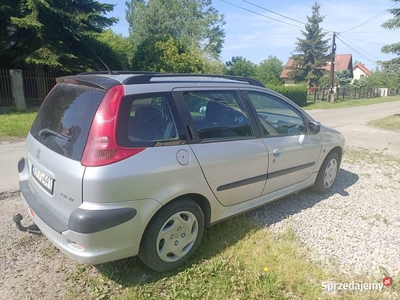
top-left (1, 148), bottom-right (399, 299)
top-left (250, 150), bottom-right (400, 277)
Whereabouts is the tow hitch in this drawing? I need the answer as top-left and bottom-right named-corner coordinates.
top-left (13, 213), bottom-right (41, 235)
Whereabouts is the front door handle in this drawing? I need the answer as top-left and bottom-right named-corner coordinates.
top-left (273, 148), bottom-right (281, 157)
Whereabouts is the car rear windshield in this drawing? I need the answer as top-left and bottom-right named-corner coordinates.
top-left (30, 83), bottom-right (105, 161)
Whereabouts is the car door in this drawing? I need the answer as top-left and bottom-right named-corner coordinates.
top-left (173, 88), bottom-right (269, 207)
top-left (245, 90), bottom-right (322, 194)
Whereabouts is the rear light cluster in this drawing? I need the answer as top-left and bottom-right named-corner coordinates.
top-left (81, 85), bottom-right (145, 167)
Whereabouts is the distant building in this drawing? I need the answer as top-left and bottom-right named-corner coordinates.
top-left (280, 54), bottom-right (354, 86)
top-left (352, 62), bottom-right (372, 82)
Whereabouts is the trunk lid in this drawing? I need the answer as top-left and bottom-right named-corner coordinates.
top-left (27, 83), bottom-right (105, 224)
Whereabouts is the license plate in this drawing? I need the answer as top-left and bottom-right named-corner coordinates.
top-left (32, 165), bottom-right (54, 194)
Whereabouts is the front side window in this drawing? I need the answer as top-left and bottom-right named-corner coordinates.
top-left (182, 91), bottom-right (254, 140)
top-left (248, 92), bottom-right (306, 136)
top-left (117, 93), bottom-right (179, 147)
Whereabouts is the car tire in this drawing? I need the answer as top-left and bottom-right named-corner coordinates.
top-left (312, 151), bottom-right (339, 194)
top-left (138, 198), bottom-right (205, 272)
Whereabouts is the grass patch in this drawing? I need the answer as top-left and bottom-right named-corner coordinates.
top-left (343, 148), bottom-right (400, 167)
top-left (303, 96), bottom-right (400, 110)
top-left (64, 216), bottom-right (399, 299)
top-left (368, 114), bottom-right (400, 131)
top-left (0, 111), bottom-right (37, 139)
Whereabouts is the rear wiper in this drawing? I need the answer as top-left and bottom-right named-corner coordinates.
top-left (39, 128), bottom-right (70, 141)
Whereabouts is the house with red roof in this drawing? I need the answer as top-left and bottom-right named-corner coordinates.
top-left (352, 62), bottom-right (372, 83)
top-left (280, 54), bottom-right (354, 86)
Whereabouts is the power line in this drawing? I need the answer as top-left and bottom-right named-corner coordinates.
top-left (241, 0), bottom-right (333, 33)
top-left (340, 36), bottom-right (386, 46)
top-left (341, 31), bottom-right (397, 34)
top-left (339, 35), bottom-right (380, 61)
top-left (242, 0), bottom-right (305, 25)
top-left (341, 2), bottom-right (399, 33)
top-left (220, 0), bottom-right (304, 29)
top-left (336, 35), bottom-right (377, 65)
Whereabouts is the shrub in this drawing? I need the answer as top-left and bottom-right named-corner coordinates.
top-left (266, 85), bottom-right (307, 106)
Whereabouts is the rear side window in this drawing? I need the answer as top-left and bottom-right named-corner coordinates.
top-left (117, 93), bottom-right (179, 147)
top-left (30, 83), bottom-right (104, 160)
top-left (182, 91), bottom-right (254, 140)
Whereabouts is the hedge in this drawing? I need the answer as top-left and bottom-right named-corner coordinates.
top-left (266, 85), bottom-right (307, 107)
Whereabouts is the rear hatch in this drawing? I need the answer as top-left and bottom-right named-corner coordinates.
top-left (27, 82), bottom-right (105, 225)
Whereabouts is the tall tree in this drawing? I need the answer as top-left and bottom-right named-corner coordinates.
top-left (1, 0), bottom-right (117, 71)
top-left (255, 56), bottom-right (284, 86)
top-left (0, 1), bottom-right (17, 57)
top-left (126, 0), bottom-right (225, 59)
top-left (97, 29), bottom-right (134, 70)
top-left (131, 35), bottom-right (204, 73)
top-left (224, 56), bottom-right (256, 78)
top-left (289, 2), bottom-right (330, 87)
top-left (381, 0), bottom-right (400, 73)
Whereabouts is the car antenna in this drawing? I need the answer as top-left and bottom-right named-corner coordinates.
top-left (79, 34), bottom-right (117, 75)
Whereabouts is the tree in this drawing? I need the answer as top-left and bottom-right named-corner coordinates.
top-left (381, 1), bottom-right (400, 73)
top-left (0, 0), bottom-right (117, 71)
top-left (126, 0), bottom-right (225, 59)
top-left (224, 56), bottom-right (256, 78)
top-left (97, 29), bottom-right (134, 70)
top-left (131, 36), bottom-right (204, 73)
top-left (289, 2), bottom-right (330, 87)
top-left (255, 56), bottom-right (284, 86)
top-left (366, 70), bottom-right (399, 89)
top-left (351, 78), bottom-right (367, 89)
top-left (0, 1), bottom-right (17, 57)
top-left (335, 70), bottom-right (352, 86)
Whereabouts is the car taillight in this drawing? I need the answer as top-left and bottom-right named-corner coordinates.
top-left (81, 85), bottom-right (145, 167)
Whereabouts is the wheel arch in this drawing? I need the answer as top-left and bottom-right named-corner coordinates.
top-left (139, 193), bottom-right (212, 245)
top-left (328, 146), bottom-right (344, 167)
top-left (157, 193), bottom-right (211, 227)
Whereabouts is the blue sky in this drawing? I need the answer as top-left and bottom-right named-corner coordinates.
top-left (102, 0), bottom-right (399, 71)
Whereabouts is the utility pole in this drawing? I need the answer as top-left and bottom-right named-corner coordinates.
top-left (328, 32), bottom-right (337, 103)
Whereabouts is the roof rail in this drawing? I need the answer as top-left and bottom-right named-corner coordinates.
top-left (77, 71), bottom-right (265, 88)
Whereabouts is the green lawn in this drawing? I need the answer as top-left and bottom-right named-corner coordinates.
top-left (0, 111), bottom-right (37, 140)
top-left (368, 114), bottom-right (400, 131)
top-left (303, 96), bottom-right (400, 110)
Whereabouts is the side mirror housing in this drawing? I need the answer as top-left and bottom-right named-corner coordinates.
top-left (309, 121), bottom-right (321, 135)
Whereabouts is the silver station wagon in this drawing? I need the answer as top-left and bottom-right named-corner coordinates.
top-left (17, 72), bottom-right (344, 272)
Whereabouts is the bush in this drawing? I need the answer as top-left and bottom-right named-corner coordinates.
top-left (266, 85), bottom-right (307, 106)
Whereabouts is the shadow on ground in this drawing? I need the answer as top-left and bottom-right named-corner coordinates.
top-left (95, 167), bottom-right (359, 286)
top-left (249, 168), bottom-right (359, 227)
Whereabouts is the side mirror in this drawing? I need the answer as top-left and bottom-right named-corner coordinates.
top-left (309, 121), bottom-right (321, 135)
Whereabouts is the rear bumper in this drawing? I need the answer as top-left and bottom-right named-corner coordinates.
top-left (18, 158), bottom-right (161, 264)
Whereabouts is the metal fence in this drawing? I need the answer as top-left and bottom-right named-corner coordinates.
top-left (308, 87), bottom-right (400, 102)
top-left (0, 69), bottom-right (13, 107)
top-left (307, 87), bottom-right (384, 102)
top-left (0, 69), bottom-right (71, 107)
top-left (23, 69), bottom-right (71, 107)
